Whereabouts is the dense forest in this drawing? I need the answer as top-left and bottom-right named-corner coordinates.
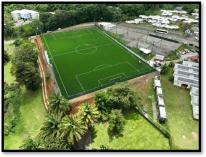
top-left (4, 3), bottom-right (198, 38)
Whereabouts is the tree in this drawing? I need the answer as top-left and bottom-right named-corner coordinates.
top-left (13, 42), bottom-right (38, 67)
top-left (13, 62), bottom-right (41, 91)
top-left (78, 103), bottom-right (100, 127)
top-left (48, 94), bottom-right (70, 116)
top-left (4, 83), bottom-right (21, 113)
top-left (107, 110), bottom-right (125, 138)
top-left (107, 84), bottom-right (137, 110)
top-left (13, 38), bottom-right (24, 47)
top-left (20, 138), bottom-right (40, 150)
top-left (39, 114), bottom-right (61, 140)
top-left (4, 50), bottom-right (10, 64)
top-left (59, 116), bottom-right (87, 144)
top-left (41, 136), bottom-right (71, 150)
top-left (12, 41), bottom-right (41, 91)
top-left (30, 20), bottom-right (44, 35)
top-left (160, 64), bottom-right (169, 75)
top-left (95, 92), bottom-right (110, 112)
top-left (4, 14), bottom-right (16, 38)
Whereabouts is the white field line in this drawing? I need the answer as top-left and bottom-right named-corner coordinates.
top-left (77, 61), bottom-right (129, 78)
top-left (42, 35), bottom-right (70, 98)
top-left (96, 28), bottom-right (151, 65)
top-left (75, 75), bottom-right (85, 92)
top-left (52, 42), bottom-right (114, 57)
top-left (98, 73), bottom-right (126, 85)
top-left (126, 61), bottom-right (139, 73)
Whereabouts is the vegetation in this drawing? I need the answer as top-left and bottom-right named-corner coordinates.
top-left (160, 64), bottom-right (169, 75)
top-left (59, 116), bottom-right (87, 145)
top-left (108, 110), bottom-right (125, 138)
top-left (4, 4), bottom-right (198, 39)
top-left (4, 42), bottom-right (46, 150)
top-left (48, 94), bottom-right (70, 116)
top-left (78, 104), bottom-right (100, 127)
top-left (4, 50), bottom-right (10, 64)
top-left (90, 113), bottom-right (170, 150)
top-left (165, 51), bottom-right (179, 61)
top-left (11, 41), bottom-right (41, 91)
top-left (20, 138), bottom-right (40, 150)
top-left (161, 66), bottom-right (199, 149)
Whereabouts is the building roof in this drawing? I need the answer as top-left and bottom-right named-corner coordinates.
top-left (156, 87), bottom-right (163, 96)
top-left (157, 96), bottom-right (165, 106)
top-left (140, 48), bottom-right (151, 54)
top-left (154, 80), bottom-right (161, 87)
top-left (174, 61), bottom-right (199, 87)
top-left (191, 95), bottom-right (199, 106)
top-left (159, 106), bottom-right (167, 119)
top-left (155, 54), bottom-right (165, 61)
top-left (190, 87), bottom-right (199, 96)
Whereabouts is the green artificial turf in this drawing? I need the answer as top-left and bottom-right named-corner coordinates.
top-left (41, 27), bottom-right (154, 98)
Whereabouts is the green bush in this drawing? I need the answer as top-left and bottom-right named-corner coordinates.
top-left (107, 110), bottom-right (125, 138)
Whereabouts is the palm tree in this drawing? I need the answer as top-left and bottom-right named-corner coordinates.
top-left (20, 138), bottom-right (40, 150)
top-left (48, 94), bottom-right (70, 116)
top-left (39, 114), bottom-right (61, 140)
top-left (78, 103), bottom-right (100, 127)
top-left (59, 115), bottom-right (87, 144)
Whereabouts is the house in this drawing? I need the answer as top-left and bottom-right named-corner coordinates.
top-left (180, 52), bottom-right (199, 61)
top-left (11, 9), bottom-right (39, 21)
top-left (174, 61), bottom-right (199, 120)
top-left (173, 61), bottom-right (199, 88)
top-left (154, 54), bottom-right (165, 61)
top-left (98, 22), bottom-right (116, 31)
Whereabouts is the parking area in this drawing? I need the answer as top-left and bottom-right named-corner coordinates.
top-left (108, 24), bottom-right (182, 56)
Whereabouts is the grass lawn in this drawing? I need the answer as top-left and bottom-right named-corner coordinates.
top-left (4, 62), bottom-right (15, 84)
top-left (161, 67), bottom-right (199, 150)
top-left (4, 42), bottom-right (46, 150)
top-left (41, 27), bottom-right (154, 99)
top-left (134, 78), bottom-right (155, 118)
top-left (89, 113), bottom-right (170, 150)
top-left (4, 89), bottom-right (46, 150)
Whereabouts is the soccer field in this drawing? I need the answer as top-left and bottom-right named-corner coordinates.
top-left (41, 27), bottom-right (155, 99)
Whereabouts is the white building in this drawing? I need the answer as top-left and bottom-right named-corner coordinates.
top-left (173, 61), bottom-right (199, 88)
top-left (11, 9), bottom-right (39, 22)
top-left (190, 86), bottom-right (199, 119)
top-left (156, 87), bottom-right (163, 96)
top-left (174, 61), bottom-right (199, 120)
top-left (154, 78), bottom-right (167, 122)
top-left (98, 22), bottom-right (116, 31)
top-left (154, 79), bottom-right (161, 88)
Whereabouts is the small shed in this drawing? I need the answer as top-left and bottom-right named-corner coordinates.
top-left (159, 106), bottom-right (167, 122)
top-left (155, 54), bottom-right (165, 61)
top-left (154, 80), bottom-right (161, 88)
top-left (140, 48), bottom-right (151, 54)
top-left (157, 96), bottom-right (165, 107)
top-left (156, 87), bottom-right (163, 96)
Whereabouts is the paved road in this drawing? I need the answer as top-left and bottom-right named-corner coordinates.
top-left (119, 23), bottom-right (198, 47)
